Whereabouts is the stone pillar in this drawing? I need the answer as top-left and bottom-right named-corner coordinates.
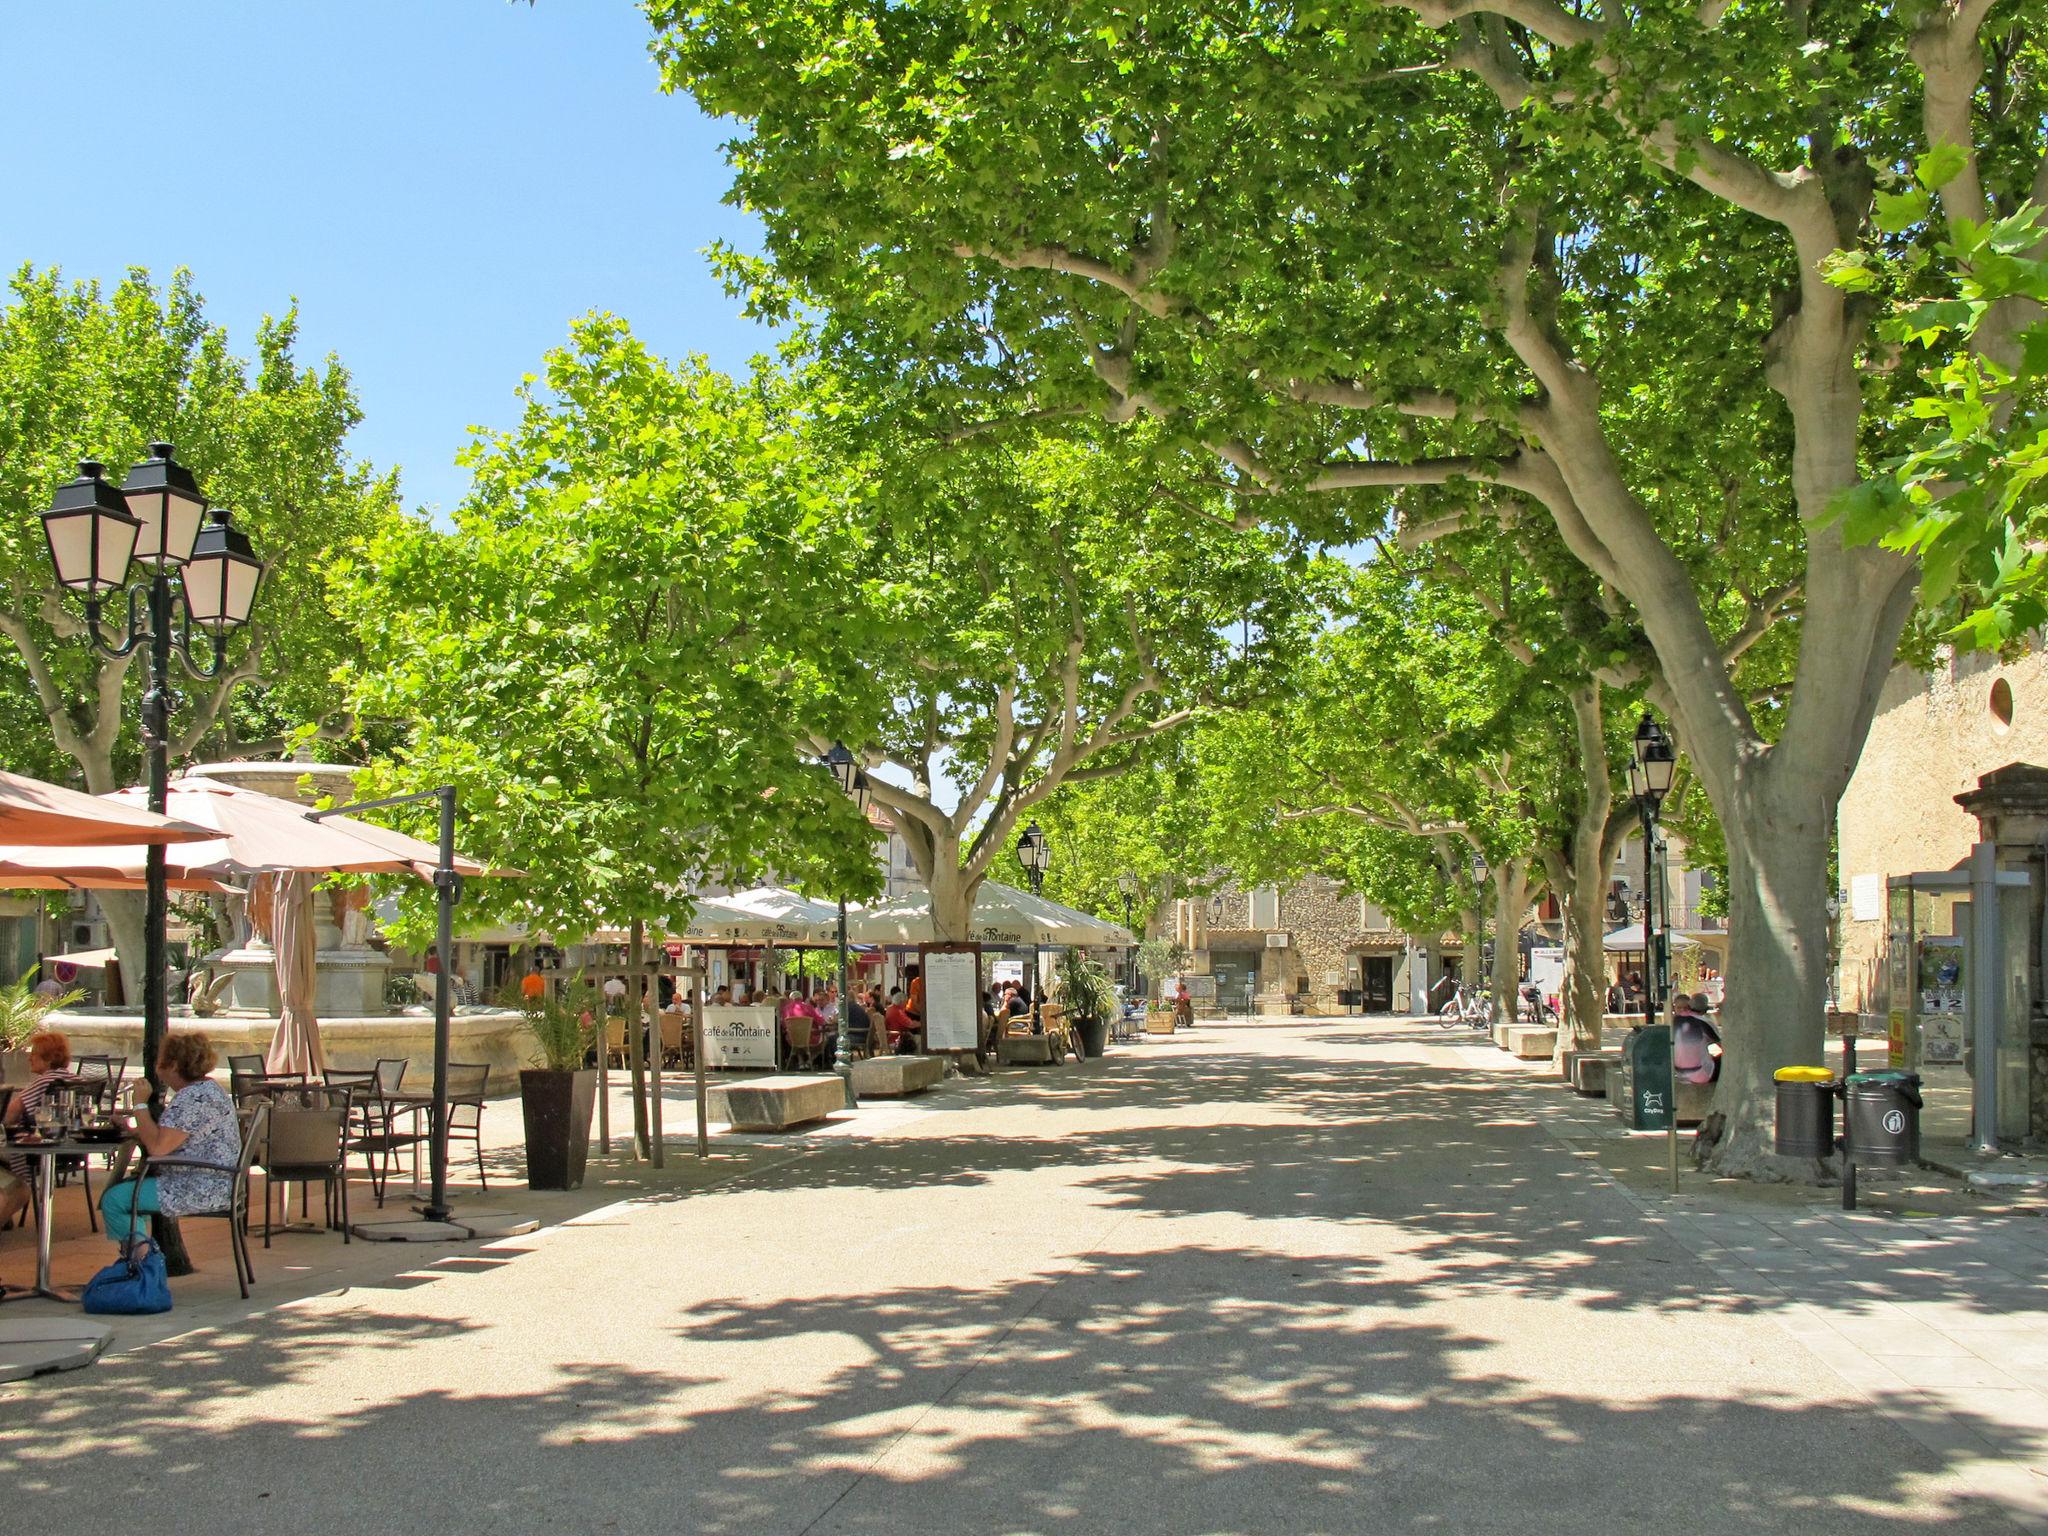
top-left (1954, 762), bottom-right (2048, 1141)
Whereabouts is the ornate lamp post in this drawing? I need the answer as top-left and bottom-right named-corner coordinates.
top-left (1116, 871), bottom-right (1140, 997)
top-left (1016, 821), bottom-right (1050, 1030)
top-left (1627, 712), bottom-right (1678, 1191)
top-left (41, 447), bottom-right (263, 1105)
top-left (821, 743), bottom-right (872, 1092)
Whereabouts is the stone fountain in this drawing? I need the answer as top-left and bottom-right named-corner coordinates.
top-left (187, 760), bottom-right (394, 1016)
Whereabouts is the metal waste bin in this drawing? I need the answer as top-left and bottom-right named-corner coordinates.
top-left (1773, 1066), bottom-right (1836, 1158)
top-left (1842, 1070), bottom-right (1922, 1166)
top-left (1612, 1024), bottom-right (1673, 1130)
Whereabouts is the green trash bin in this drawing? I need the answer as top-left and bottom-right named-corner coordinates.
top-left (1612, 1024), bottom-right (1673, 1130)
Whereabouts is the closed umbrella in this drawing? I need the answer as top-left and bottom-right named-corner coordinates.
top-left (262, 871), bottom-right (324, 1076)
top-left (0, 767), bottom-right (212, 847)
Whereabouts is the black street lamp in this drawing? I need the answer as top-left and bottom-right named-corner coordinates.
top-left (821, 743), bottom-right (871, 1095)
top-left (1627, 712), bottom-right (1679, 1192)
top-left (1016, 821), bottom-right (1050, 1031)
top-left (41, 447), bottom-right (263, 1107)
top-left (1626, 713), bottom-right (1677, 1013)
top-left (1116, 871), bottom-right (1140, 997)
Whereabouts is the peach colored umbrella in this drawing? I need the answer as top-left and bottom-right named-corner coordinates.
top-left (0, 767), bottom-right (212, 847)
top-left (0, 775), bottom-right (501, 881)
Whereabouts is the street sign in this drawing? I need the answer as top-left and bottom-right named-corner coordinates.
top-left (662, 939), bottom-right (686, 960)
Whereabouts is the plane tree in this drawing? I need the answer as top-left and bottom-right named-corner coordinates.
top-left (645, 0), bottom-right (2048, 1170)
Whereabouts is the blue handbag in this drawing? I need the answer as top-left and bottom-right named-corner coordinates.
top-left (82, 1237), bottom-right (172, 1315)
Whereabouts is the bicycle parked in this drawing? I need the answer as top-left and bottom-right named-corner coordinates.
top-left (1520, 985), bottom-right (1558, 1028)
top-left (1435, 982), bottom-right (1489, 1029)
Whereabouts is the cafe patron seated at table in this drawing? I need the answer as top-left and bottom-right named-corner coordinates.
top-left (0, 1029), bottom-right (72, 1231)
top-left (102, 1031), bottom-right (239, 1244)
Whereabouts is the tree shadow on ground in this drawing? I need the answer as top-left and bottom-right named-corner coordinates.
top-left (0, 1242), bottom-right (2020, 1535)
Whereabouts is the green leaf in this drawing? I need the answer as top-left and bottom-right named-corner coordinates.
top-left (1916, 143), bottom-right (1971, 191)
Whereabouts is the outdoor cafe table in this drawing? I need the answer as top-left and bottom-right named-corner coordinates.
top-left (4, 1133), bottom-right (119, 1303)
top-left (359, 1087), bottom-right (439, 1202)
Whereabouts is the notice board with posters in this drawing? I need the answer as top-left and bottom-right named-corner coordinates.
top-left (919, 943), bottom-right (983, 1053)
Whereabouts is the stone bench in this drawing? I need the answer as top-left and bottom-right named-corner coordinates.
top-left (851, 1055), bottom-right (945, 1097)
top-left (713, 1074), bottom-right (846, 1131)
top-left (1564, 1050), bottom-right (1620, 1096)
top-left (1505, 1026), bottom-right (1557, 1060)
top-left (999, 1034), bottom-right (1058, 1064)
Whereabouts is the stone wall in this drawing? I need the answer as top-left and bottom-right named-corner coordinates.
top-left (1172, 875), bottom-right (1391, 1014)
top-left (1837, 648), bottom-right (2048, 1012)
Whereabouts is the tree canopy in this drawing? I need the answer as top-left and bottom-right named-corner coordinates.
top-left (336, 315), bottom-right (880, 946)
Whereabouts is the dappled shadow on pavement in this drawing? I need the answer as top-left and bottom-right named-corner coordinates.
top-left (0, 1242), bottom-right (2014, 1534)
top-left (0, 1024), bottom-right (2025, 1534)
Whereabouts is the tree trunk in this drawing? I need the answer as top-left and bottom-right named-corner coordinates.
top-left (1700, 773), bottom-right (1834, 1178)
top-left (97, 889), bottom-right (147, 1009)
top-left (627, 917), bottom-right (649, 1160)
top-left (924, 833), bottom-right (975, 944)
top-left (1489, 858), bottom-right (1531, 1026)
top-left (1456, 907), bottom-right (1482, 993)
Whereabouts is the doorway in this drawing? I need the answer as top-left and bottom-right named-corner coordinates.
top-left (1360, 956), bottom-right (1394, 1013)
top-left (1211, 950), bottom-right (1260, 1013)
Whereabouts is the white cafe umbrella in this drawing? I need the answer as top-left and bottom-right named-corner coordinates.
top-left (845, 880), bottom-right (1133, 948)
top-left (711, 886), bottom-right (843, 944)
top-left (1602, 922), bottom-right (1699, 953)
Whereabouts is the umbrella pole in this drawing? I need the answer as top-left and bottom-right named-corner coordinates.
top-left (648, 951), bottom-right (664, 1169)
top-left (424, 787), bottom-right (457, 1224)
top-left (691, 959), bottom-right (708, 1158)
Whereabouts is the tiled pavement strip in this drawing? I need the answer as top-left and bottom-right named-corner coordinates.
top-left (1459, 1035), bottom-right (2048, 1533)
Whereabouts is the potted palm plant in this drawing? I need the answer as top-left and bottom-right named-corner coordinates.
top-left (1054, 949), bottom-right (1119, 1058)
top-left (514, 979), bottom-right (597, 1190)
top-left (0, 964), bottom-right (82, 1080)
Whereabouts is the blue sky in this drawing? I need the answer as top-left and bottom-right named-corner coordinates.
top-left (0, 1), bottom-right (773, 515)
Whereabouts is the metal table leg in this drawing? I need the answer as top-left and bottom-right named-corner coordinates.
top-left (32, 1153), bottom-right (78, 1302)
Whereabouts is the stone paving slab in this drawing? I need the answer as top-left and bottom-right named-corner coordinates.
top-left (1465, 1032), bottom-right (2048, 1534)
top-left (0, 1318), bottom-right (108, 1382)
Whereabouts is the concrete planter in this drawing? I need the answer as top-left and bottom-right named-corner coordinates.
top-left (1073, 1015), bottom-right (1110, 1057)
top-left (519, 1068), bottom-right (596, 1190)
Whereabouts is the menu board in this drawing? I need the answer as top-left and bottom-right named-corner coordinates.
top-left (701, 1004), bottom-right (777, 1068)
top-left (921, 944), bottom-right (983, 1053)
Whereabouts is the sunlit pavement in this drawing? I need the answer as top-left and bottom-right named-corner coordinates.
top-left (3, 1019), bottom-right (2040, 1534)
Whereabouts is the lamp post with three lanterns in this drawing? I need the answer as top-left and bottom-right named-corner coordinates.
top-left (40, 445), bottom-right (264, 1107)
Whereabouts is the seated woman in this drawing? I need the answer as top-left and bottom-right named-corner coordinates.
top-left (103, 1031), bottom-right (240, 1243)
top-left (884, 996), bottom-right (920, 1055)
top-left (780, 992), bottom-right (823, 1067)
top-left (0, 1029), bottom-right (73, 1232)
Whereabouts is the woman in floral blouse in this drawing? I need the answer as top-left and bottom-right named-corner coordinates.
top-left (103, 1031), bottom-right (240, 1243)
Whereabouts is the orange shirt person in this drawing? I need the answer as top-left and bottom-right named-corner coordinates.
top-left (906, 969), bottom-right (925, 1021)
top-left (884, 1000), bottom-right (918, 1052)
top-left (520, 972), bottom-right (546, 1002)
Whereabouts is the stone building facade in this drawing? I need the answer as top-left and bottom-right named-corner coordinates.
top-left (1836, 646), bottom-right (2048, 1013)
top-left (1163, 874), bottom-right (1461, 1015)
